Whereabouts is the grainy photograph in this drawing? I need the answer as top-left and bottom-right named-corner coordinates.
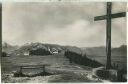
top-left (1, 1), bottom-right (127, 83)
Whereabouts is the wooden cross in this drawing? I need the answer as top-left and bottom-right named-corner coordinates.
top-left (94, 2), bottom-right (126, 69)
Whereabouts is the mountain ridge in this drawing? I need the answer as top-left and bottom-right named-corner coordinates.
top-left (2, 42), bottom-right (126, 57)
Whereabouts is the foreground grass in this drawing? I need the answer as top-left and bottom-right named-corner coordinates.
top-left (1, 54), bottom-right (102, 83)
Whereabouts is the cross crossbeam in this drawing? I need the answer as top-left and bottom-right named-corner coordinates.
top-left (94, 12), bottom-right (126, 21)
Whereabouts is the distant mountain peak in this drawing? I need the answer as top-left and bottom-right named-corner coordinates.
top-left (2, 41), bottom-right (11, 48)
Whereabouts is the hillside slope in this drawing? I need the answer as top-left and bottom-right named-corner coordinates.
top-left (82, 45), bottom-right (127, 57)
top-left (11, 42), bottom-right (83, 55)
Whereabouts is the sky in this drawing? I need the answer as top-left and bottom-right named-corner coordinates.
top-left (2, 2), bottom-right (127, 47)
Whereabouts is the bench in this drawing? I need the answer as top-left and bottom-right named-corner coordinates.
top-left (18, 64), bottom-right (50, 73)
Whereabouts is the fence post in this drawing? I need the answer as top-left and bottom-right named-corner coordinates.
top-left (19, 66), bottom-right (22, 73)
top-left (43, 65), bottom-right (46, 73)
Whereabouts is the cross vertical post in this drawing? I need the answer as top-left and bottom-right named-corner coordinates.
top-left (106, 2), bottom-right (112, 69)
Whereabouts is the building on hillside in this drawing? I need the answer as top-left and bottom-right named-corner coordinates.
top-left (24, 51), bottom-right (29, 56)
top-left (51, 48), bottom-right (59, 54)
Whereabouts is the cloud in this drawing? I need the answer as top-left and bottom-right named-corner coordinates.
top-left (2, 2), bottom-right (127, 47)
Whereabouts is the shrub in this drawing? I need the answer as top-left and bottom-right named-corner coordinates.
top-left (2, 52), bottom-right (7, 57)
